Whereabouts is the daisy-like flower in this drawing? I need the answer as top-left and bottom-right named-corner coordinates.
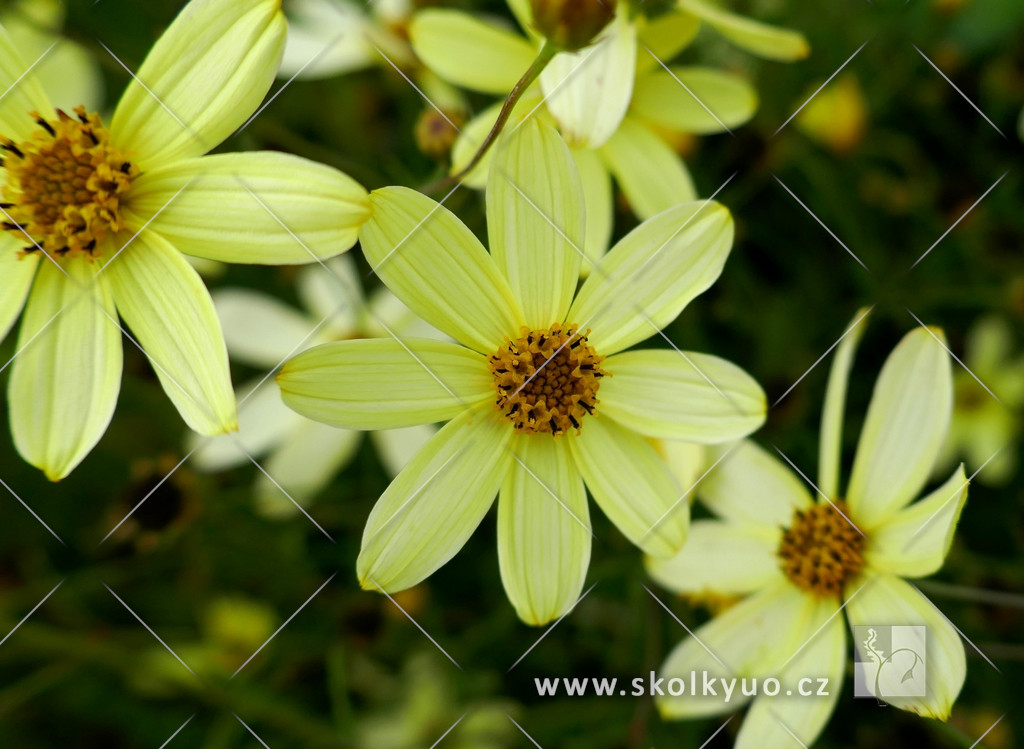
top-left (189, 256), bottom-right (439, 517)
top-left (935, 315), bottom-right (1024, 486)
top-left (647, 315), bottom-right (968, 747)
top-left (278, 119), bottom-right (766, 625)
top-left (411, 0), bottom-right (807, 260)
top-left (0, 0), bottom-right (370, 480)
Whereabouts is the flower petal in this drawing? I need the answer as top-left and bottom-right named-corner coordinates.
top-left (254, 419), bottom-right (362, 517)
top-left (645, 520), bottom-right (783, 596)
top-left (631, 66), bottom-right (758, 134)
top-left (9, 259), bottom-right (121, 480)
top-left (0, 241), bottom-right (38, 342)
top-left (0, 23), bottom-right (53, 141)
top-left (847, 327), bottom-right (953, 529)
top-left (358, 186), bottom-right (524, 353)
top-left (600, 349), bottom-right (765, 441)
top-left (357, 407), bottom-right (513, 591)
top-left (656, 583), bottom-right (817, 719)
top-left (736, 601), bottom-right (845, 749)
top-left (110, 0), bottom-right (286, 167)
top-left (866, 465), bottom-right (968, 578)
top-left (699, 440), bottom-right (812, 526)
top-left (410, 9), bottom-right (537, 94)
top-left (599, 117), bottom-right (696, 220)
top-left (499, 435), bottom-right (591, 625)
top-left (123, 152), bottom-right (370, 265)
top-left (370, 424), bottom-right (438, 478)
top-left (278, 338), bottom-right (492, 429)
top-left (677, 0), bottom-right (810, 61)
top-left (487, 119), bottom-right (584, 328)
top-left (570, 416), bottom-right (687, 557)
top-left (212, 288), bottom-right (320, 369)
top-left (635, 10), bottom-right (700, 75)
top-left (540, 13), bottom-right (636, 148)
top-left (657, 440), bottom-right (707, 493)
top-left (567, 201), bottom-right (733, 355)
top-left (845, 571), bottom-right (966, 720)
top-left (279, 0), bottom-right (374, 79)
top-left (297, 256), bottom-right (362, 334)
top-left (818, 307), bottom-right (870, 498)
top-left (569, 146), bottom-right (613, 270)
top-left (103, 231), bottom-right (236, 435)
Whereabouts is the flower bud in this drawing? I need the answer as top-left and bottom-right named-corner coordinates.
top-left (529, 0), bottom-right (616, 51)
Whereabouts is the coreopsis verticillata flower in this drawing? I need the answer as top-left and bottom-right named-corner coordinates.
top-left (647, 315), bottom-right (968, 747)
top-left (189, 256), bottom-right (440, 517)
top-left (278, 119), bottom-right (767, 625)
top-left (411, 0), bottom-right (807, 261)
top-left (0, 0), bottom-right (370, 480)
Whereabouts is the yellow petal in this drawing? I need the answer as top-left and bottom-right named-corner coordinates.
top-left (123, 151), bottom-right (369, 265)
top-left (0, 240), bottom-right (38, 342)
top-left (631, 66), bottom-right (758, 135)
top-left (677, 0), bottom-right (810, 61)
top-left (103, 232), bottom-right (236, 435)
top-left (9, 259), bottom-right (121, 480)
top-left (487, 118), bottom-right (583, 328)
top-left (110, 0), bottom-right (286, 168)
top-left (0, 22), bottom-right (54, 141)
top-left (635, 10), bottom-right (700, 75)
top-left (569, 146), bottom-right (613, 270)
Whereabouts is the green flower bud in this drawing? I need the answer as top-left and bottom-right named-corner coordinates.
top-left (529, 0), bottom-right (616, 51)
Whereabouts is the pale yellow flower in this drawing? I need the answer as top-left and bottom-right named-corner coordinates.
top-left (279, 119), bottom-right (766, 624)
top-left (0, 0), bottom-right (370, 480)
top-left (648, 316), bottom-right (968, 746)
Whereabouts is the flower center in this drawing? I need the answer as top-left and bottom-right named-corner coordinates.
top-left (778, 500), bottom-right (865, 597)
top-left (1, 107), bottom-right (138, 260)
top-left (488, 323), bottom-right (606, 436)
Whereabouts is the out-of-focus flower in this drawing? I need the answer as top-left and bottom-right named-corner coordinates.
top-left (189, 256), bottom-right (439, 517)
top-left (279, 120), bottom-right (766, 625)
top-left (935, 316), bottom-right (1024, 486)
top-left (648, 316), bottom-right (968, 746)
top-left (796, 74), bottom-right (869, 154)
top-left (0, 0), bottom-right (370, 480)
top-left (411, 0), bottom-right (807, 261)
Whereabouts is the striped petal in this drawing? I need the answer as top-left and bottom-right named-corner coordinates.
top-left (569, 146), bottom-right (613, 270)
top-left (110, 0), bottom-right (286, 168)
top-left (370, 424), bottom-right (438, 478)
top-left (0, 240), bottom-right (38, 342)
top-left (0, 23), bottom-right (54, 141)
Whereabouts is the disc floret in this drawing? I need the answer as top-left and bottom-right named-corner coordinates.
top-left (778, 500), bottom-right (865, 597)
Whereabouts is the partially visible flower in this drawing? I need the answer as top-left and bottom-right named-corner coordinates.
top-left (412, 0), bottom-right (807, 261)
top-left (189, 256), bottom-right (439, 517)
top-left (0, 0), bottom-right (103, 112)
top-left (279, 119), bottom-right (766, 625)
top-left (796, 74), bottom-right (868, 154)
top-left (648, 316), bottom-right (968, 746)
top-left (0, 0), bottom-right (370, 480)
top-left (936, 315), bottom-right (1024, 486)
